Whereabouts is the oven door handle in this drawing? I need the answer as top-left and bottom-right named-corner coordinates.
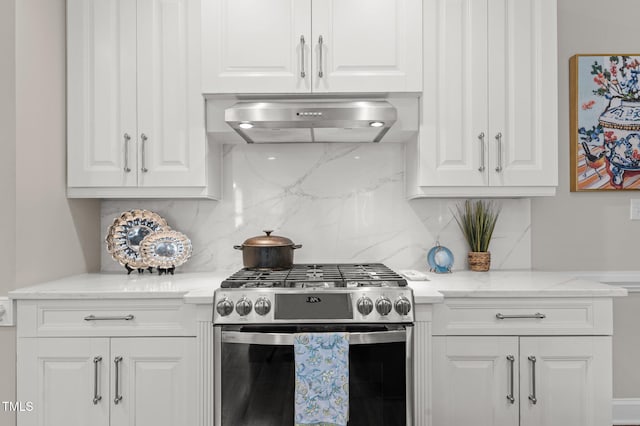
top-left (221, 329), bottom-right (407, 346)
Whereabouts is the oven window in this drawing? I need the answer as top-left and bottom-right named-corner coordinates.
top-left (221, 341), bottom-right (406, 426)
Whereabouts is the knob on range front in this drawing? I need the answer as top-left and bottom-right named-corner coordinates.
top-left (235, 297), bottom-right (253, 316)
top-left (357, 296), bottom-right (374, 316)
top-left (376, 297), bottom-right (393, 316)
top-left (216, 298), bottom-right (234, 317)
top-left (394, 296), bottom-right (411, 316)
top-left (254, 297), bottom-right (271, 316)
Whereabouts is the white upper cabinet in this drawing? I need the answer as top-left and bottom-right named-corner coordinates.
top-left (408, 0), bottom-right (557, 197)
top-left (311, 0), bottom-right (422, 93)
top-left (201, 0), bottom-right (422, 93)
top-left (67, 0), bottom-right (220, 199)
top-left (201, 0), bottom-right (311, 93)
top-left (486, 0), bottom-right (558, 189)
top-left (67, 0), bottom-right (137, 189)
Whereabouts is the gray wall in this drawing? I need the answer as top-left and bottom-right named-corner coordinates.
top-left (0, 1), bottom-right (101, 425)
top-left (532, 0), bottom-right (640, 270)
top-left (14, 0), bottom-right (100, 284)
top-left (0, 0), bottom-right (17, 424)
top-left (531, 0), bottom-right (640, 398)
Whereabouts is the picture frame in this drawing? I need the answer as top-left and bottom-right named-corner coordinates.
top-left (570, 54), bottom-right (640, 191)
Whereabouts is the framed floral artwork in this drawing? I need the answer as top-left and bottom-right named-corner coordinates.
top-left (570, 54), bottom-right (640, 191)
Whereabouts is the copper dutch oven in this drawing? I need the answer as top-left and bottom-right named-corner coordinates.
top-left (233, 230), bottom-right (302, 270)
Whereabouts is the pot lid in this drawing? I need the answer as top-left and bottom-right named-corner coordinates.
top-left (241, 230), bottom-right (296, 247)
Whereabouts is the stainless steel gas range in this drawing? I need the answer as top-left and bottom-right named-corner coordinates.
top-left (212, 263), bottom-right (414, 426)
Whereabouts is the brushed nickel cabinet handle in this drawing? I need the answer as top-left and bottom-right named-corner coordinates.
top-left (478, 132), bottom-right (486, 172)
top-left (496, 313), bottom-right (546, 320)
top-left (495, 132), bottom-right (503, 173)
top-left (528, 355), bottom-right (537, 404)
top-left (318, 35), bottom-right (324, 78)
top-left (300, 35), bottom-right (306, 78)
top-left (84, 314), bottom-right (135, 321)
top-left (114, 356), bottom-right (123, 405)
top-left (123, 133), bottom-right (131, 173)
top-left (506, 355), bottom-right (515, 404)
top-left (141, 133), bottom-right (149, 173)
top-left (93, 356), bottom-right (102, 405)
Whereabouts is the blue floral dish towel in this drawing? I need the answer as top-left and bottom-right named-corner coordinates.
top-left (294, 332), bottom-right (349, 426)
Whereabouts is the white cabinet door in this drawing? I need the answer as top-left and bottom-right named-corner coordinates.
top-left (311, 0), bottom-right (422, 93)
top-left (487, 0), bottom-right (557, 187)
top-left (432, 336), bottom-right (519, 426)
top-left (419, 0), bottom-right (488, 186)
top-left (67, 0), bottom-right (216, 198)
top-left (136, 0), bottom-right (207, 187)
top-left (67, 0), bottom-right (137, 188)
top-left (519, 337), bottom-right (612, 426)
top-left (201, 0), bottom-right (420, 93)
top-left (413, 0), bottom-right (557, 196)
top-left (17, 338), bottom-right (110, 426)
top-left (201, 0), bottom-right (311, 93)
top-left (110, 337), bottom-right (196, 426)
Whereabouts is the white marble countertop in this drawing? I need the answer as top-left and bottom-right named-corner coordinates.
top-left (8, 270), bottom-right (627, 304)
top-left (8, 272), bottom-right (232, 304)
top-left (409, 270), bottom-right (628, 298)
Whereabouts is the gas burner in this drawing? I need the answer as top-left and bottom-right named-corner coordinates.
top-left (220, 263), bottom-right (407, 289)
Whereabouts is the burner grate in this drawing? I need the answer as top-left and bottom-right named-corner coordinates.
top-left (220, 263), bottom-right (407, 289)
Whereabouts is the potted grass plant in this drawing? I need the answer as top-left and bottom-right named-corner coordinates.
top-left (452, 200), bottom-right (501, 272)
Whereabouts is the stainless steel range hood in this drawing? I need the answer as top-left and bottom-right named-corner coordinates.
top-left (224, 100), bottom-right (397, 143)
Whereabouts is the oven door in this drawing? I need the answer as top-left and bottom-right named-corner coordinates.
top-left (214, 324), bottom-right (413, 426)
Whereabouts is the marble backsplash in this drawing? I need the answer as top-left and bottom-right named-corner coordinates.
top-left (101, 143), bottom-right (531, 272)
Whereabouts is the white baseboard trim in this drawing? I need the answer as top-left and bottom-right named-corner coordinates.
top-left (613, 398), bottom-right (640, 424)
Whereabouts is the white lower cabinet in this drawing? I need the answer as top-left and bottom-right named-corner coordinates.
top-left (433, 335), bottom-right (612, 426)
top-left (17, 337), bottom-right (196, 426)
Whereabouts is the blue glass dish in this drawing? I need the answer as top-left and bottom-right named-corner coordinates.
top-left (427, 244), bottom-right (454, 273)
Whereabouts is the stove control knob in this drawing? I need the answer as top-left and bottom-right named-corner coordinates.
top-left (394, 297), bottom-right (412, 316)
top-left (376, 297), bottom-right (393, 316)
top-left (235, 297), bottom-right (253, 316)
top-left (356, 296), bottom-right (374, 316)
top-left (254, 297), bottom-right (271, 316)
top-left (216, 298), bottom-right (234, 317)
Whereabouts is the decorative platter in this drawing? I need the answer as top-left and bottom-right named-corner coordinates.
top-left (105, 209), bottom-right (169, 271)
top-left (427, 243), bottom-right (454, 273)
top-left (139, 230), bottom-right (192, 273)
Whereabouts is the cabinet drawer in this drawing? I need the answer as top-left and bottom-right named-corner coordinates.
top-left (432, 298), bottom-right (612, 336)
top-left (17, 299), bottom-right (197, 337)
